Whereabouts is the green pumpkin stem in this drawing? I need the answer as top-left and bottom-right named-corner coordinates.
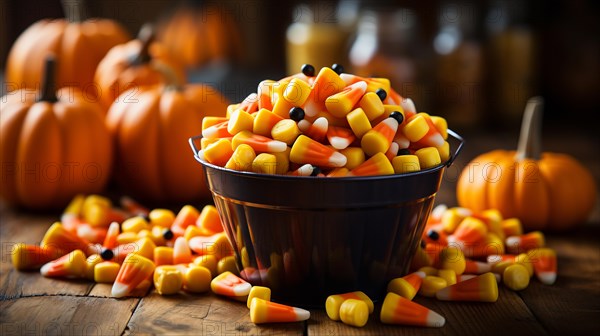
top-left (61, 0), bottom-right (87, 23)
top-left (129, 24), bottom-right (155, 66)
top-left (516, 97), bottom-right (544, 161)
top-left (39, 57), bottom-right (58, 103)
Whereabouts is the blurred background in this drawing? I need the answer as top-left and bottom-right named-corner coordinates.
top-left (1, 0), bottom-right (599, 133)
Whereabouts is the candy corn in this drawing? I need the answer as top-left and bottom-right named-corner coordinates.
top-left (211, 271), bottom-right (251, 297)
top-left (232, 130), bottom-right (287, 153)
top-left (41, 222), bottom-right (94, 255)
top-left (250, 298), bottom-right (310, 324)
top-left (361, 117), bottom-right (399, 156)
top-left (173, 237), bottom-right (192, 265)
top-left (506, 231), bottom-right (545, 254)
top-left (302, 117), bottom-right (328, 143)
top-left (326, 291), bottom-right (374, 321)
top-left (247, 286), bottom-right (272, 308)
top-left (325, 81), bottom-right (367, 118)
top-left (112, 254), bottom-right (156, 298)
top-left (387, 271), bottom-right (425, 300)
top-left (327, 126), bottom-right (356, 150)
top-left (290, 135), bottom-right (347, 168)
top-left (531, 248), bottom-right (557, 285)
top-left (380, 292), bottom-right (445, 327)
top-left (11, 244), bottom-right (64, 271)
top-left (339, 299), bottom-right (369, 327)
top-left (40, 249), bottom-right (87, 278)
top-left (436, 272), bottom-right (498, 302)
top-left (348, 152), bottom-right (394, 176)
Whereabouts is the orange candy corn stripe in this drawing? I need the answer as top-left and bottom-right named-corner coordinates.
top-left (380, 292), bottom-right (445, 327)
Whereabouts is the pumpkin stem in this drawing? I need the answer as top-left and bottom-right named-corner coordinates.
top-left (39, 57), bottom-right (58, 103)
top-left (129, 24), bottom-right (155, 66)
top-left (516, 97), bottom-right (544, 161)
top-left (61, 0), bottom-right (87, 23)
top-left (152, 62), bottom-right (183, 91)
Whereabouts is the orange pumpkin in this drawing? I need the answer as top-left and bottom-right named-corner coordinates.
top-left (106, 65), bottom-right (229, 203)
top-left (457, 97), bottom-right (596, 231)
top-left (94, 24), bottom-right (186, 111)
top-left (5, 11), bottom-right (129, 95)
top-left (0, 58), bottom-right (113, 209)
top-left (156, 1), bottom-right (243, 67)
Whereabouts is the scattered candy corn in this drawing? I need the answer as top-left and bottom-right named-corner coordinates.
top-left (380, 292), bottom-right (445, 327)
top-left (249, 298), bottom-right (310, 324)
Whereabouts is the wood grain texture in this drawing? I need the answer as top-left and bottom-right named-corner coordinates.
top-left (516, 228), bottom-right (600, 334)
top-left (0, 296), bottom-right (138, 335)
top-left (124, 291), bottom-right (304, 335)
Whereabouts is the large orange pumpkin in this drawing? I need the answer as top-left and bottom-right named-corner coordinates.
top-left (457, 97), bottom-right (597, 231)
top-left (5, 12), bottom-right (129, 95)
top-left (94, 24), bottom-right (186, 111)
top-left (0, 58), bottom-right (113, 209)
top-left (106, 66), bottom-right (229, 203)
top-left (156, 1), bottom-right (243, 68)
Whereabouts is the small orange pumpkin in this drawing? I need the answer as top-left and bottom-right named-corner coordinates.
top-left (94, 24), bottom-right (186, 111)
top-left (156, 1), bottom-right (243, 68)
top-left (457, 97), bottom-right (596, 231)
top-left (0, 58), bottom-right (113, 209)
top-left (106, 65), bottom-right (229, 204)
top-left (5, 4), bottom-right (129, 94)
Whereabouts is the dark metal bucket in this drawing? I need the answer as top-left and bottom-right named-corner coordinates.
top-left (189, 131), bottom-right (464, 307)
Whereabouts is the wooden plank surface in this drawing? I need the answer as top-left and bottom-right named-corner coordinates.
top-left (0, 296), bottom-right (138, 335)
top-left (124, 291), bottom-right (304, 335)
top-left (1, 129), bottom-right (598, 335)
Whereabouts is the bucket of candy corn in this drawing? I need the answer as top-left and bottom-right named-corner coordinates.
top-left (188, 66), bottom-right (464, 306)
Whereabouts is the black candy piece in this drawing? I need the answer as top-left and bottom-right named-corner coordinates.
top-left (301, 64), bottom-right (315, 77)
top-left (397, 148), bottom-right (412, 156)
top-left (375, 88), bottom-right (387, 101)
top-left (289, 107), bottom-right (305, 121)
top-left (100, 248), bottom-right (114, 261)
top-left (162, 229), bottom-right (174, 240)
top-left (389, 111), bottom-right (404, 124)
top-left (427, 229), bottom-right (440, 241)
top-left (310, 166), bottom-right (321, 176)
top-left (331, 63), bottom-right (344, 74)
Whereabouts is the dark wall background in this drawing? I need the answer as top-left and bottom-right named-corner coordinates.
top-left (1, 0), bottom-right (599, 133)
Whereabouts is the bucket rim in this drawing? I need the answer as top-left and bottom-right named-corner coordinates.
top-left (189, 129), bottom-right (464, 182)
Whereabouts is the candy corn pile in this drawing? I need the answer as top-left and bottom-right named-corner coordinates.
top-left (323, 204), bottom-right (558, 328)
top-left (11, 193), bottom-right (558, 327)
top-left (199, 64), bottom-right (449, 176)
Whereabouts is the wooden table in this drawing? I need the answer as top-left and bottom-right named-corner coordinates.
top-left (1, 130), bottom-right (599, 335)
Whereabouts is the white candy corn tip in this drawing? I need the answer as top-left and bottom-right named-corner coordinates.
top-left (202, 127), bottom-right (218, 138)
top-left (458, 274), bottom-right (477, 282)
top-left (414, 271), bottom-right (427, 279)
top-left (538, 272), bottom-right (557, 285)
top-left (313, 117), bottom-right (328, 130)
top-left (330, 137), bottom-right (351, 150)
top-left (505, 236), bottom-right (520, 247)
top-left (426, 310), bottom-right (446, 328)
top-left (329, 151), bottom-right (348, 167)
top-left (293, 307), bottom-right (311, 321)
top-left (428, 133), bottom-right (444, 147)
top-left (232, 282), bottom-right (252, 296)
top-left (267, 140), bottom-right (288, 153)
top-left (431, 204), bottom-right (448, 221)
top-left (401, 98), bottom-right (416, 113)
top-left (339, 73), bottom-right (354, 85)
top-left (297, 164), bottom-right (314, 176)
top-left (354, 81), bottom-right (368, 92)
top-left (304, 101), bottom-right (319, 117)
top-left (487, 255), bottom-right (503, 264)
top-left (40, 262), bottom-right (53, 277)
top-left (382, 117), bottom-right (399, 131)
top-left (111, 282), bottom-right (129, 298)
